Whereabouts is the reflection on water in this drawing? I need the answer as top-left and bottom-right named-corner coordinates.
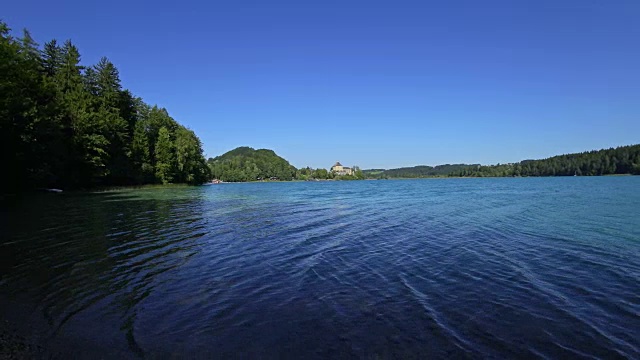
top-left (1, 178), bottom-right (639, 358)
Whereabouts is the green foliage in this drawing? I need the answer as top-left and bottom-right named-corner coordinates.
top-left (131, 118), bottom-right (153, 183)
top-left (447, 145), bottom-right (640, 178)
top-left (364, 164), bottom-right (474, 179)
top-left (175, 126), bottom-right (211, 184)
top-left (312, 168), bottom-right (330, 179)
top-left (207, 149), bottom-right (364, 182)
top-left (0, 21), bottom-right (210, 190)
top-left (155, 127), bottom-right (174, 184)
top-left (364, 146), bottom-right (640, 179)
top-left (295, 167), bottom-right (313, 180)
top-left (207, 147), bottom-right (296, 182)
top-left (1, 25), bottom-right (63, 190)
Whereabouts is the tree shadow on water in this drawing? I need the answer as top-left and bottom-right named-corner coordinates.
top-left (0, 189), bottom-right (212, 357)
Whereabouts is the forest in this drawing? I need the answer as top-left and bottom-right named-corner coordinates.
top-left (1, 21), bottom-right (210, 191)
top-left (448, 144), bottom-right (640, 177)
top-left (364, 164), bottom-right (475, 179)
top-left (365, 144), bottom-right (640, 179)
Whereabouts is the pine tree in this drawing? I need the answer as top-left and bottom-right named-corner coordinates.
top-left (88, 57), bottom-right (132, 184)
top-left (42, 39), bottom-right (63, 77)
top-left (2, 20), bottom-right (212, 189)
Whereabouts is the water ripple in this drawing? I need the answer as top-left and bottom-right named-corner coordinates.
top-left (1, 178), bottom-right (640, 358)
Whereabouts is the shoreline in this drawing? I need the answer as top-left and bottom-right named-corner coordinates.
top-left (3, 174), bottom-right (637, 198)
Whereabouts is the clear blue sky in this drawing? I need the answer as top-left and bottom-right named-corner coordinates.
top-left (4, 0), bottom-right (639, 169)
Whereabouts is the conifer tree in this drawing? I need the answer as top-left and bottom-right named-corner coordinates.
top-left (1, 21), bottom-right (212, 189)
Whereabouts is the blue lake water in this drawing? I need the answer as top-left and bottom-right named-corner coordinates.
top-left (1, 177), bottom-right (639, 358)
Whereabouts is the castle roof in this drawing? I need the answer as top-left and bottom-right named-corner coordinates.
top-left (333, 162), bottom-right (342, 167)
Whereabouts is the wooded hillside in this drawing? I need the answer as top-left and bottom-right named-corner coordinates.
top-left (1, 21), bottom-right (210, 190)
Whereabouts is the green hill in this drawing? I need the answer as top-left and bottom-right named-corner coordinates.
top-left (207, 147), bottom-right (297, 182)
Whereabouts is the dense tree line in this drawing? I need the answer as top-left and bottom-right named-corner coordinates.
top-left (296, 166), bottom-right (365, 180)
top-left (295, 167), bottom-right (332, 180)
top-left (363, 145), bottom-right (640, 179)
top-left (448, 145), bottom-right (640, 177)
top-left (364, 164), bottom-right (475, 179)
top-left (1, 22), bottom-right (210, 190)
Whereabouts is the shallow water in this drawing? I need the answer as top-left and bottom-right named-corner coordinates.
top-left (1, 177), bottom-right (639, 358)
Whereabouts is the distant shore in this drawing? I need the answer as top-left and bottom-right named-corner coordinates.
top-left (5, 174), bottom-right (636, 198)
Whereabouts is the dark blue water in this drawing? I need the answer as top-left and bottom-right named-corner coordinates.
top-left (1, 177), bottom-right (639, 358)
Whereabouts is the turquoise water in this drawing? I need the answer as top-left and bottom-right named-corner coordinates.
top-left (1, 177), bottom-right (639, 358)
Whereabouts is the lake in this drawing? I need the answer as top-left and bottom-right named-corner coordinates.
top-left (1, 177), bottom-right (639, 358)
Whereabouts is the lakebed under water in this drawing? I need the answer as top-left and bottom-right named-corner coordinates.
top-left (1, 177), bottom-right (639, 358)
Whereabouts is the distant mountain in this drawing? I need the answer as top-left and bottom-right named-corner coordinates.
top-left (364, 164), bottom-right (476, 178)
top-left (207, 147), bottom-right (297, 182)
